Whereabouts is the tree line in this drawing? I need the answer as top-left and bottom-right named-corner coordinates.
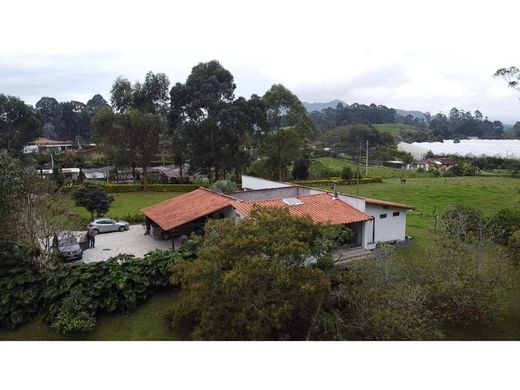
top-left (309, 102), bottom-right (515, 143)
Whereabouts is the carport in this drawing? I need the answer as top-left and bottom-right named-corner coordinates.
top-left (141, 188), bottom-right (236, 249)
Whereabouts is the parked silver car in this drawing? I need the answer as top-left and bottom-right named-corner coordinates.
top-left (88, 218), bottom-right (130, 234)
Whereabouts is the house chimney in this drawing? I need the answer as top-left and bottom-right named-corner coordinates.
top-left (332, 182), bottom-right (338, 199)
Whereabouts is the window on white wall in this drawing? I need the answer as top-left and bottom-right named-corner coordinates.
top-left (393, 211), bottom-right (400, 217)
top-left (380, 214), bottom-right (387, 219)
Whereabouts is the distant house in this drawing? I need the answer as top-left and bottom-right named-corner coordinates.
top-left (23, 137), bottom-right (73, 154)
top-left (141, 175), bottom-right (414, 250)
top-left (83, 166), bottom-right (112, 180)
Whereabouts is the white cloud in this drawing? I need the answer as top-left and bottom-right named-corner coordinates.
top-left (1, 0), bottom-right (520, 122)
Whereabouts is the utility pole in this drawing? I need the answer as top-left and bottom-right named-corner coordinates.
top-left (356, 142), bottom-right (361, 196)
top-left (365, 139), bottom-right (369, 176)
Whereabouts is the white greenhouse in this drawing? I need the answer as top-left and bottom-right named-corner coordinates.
top-left (397, 139), bottom-right (520, 160)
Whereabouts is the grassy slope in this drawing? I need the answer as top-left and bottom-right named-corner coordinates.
top-left (329, 177), bottom-right (520, 245)
top-left (63, 192), bottom-right (183, 219)
top-left (314, 156), bottom-right (430, 178)
top-left (372, 123), bottom-right (422, 138)
top-left (0, 290), bottom-right (182, 341)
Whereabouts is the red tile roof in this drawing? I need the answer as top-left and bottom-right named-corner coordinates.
top-left (361, 197), bottom-right (415, 210)
top-left (141, 188), bottom-right (234, 231)
top-left (233, 193), bottom-right (372, 225)
top-left (31, 137), bottom-right (71, 145)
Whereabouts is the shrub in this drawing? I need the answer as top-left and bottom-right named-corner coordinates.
top-left (442, 205), bottom-right (487, 240)
top-left (98, 183), bottom-right (206, 193)
top-left (50, 291), bottom-right (96, 334)
top-left (0, 243), bottom-right (46, 329)
top-left (340, 166), bottom-right (353, 181)
top-left (490, 209), bottom-right (520, 245)
top-left (43, 250), bottom-right (179, 331)
top-left (507, 230), bottom-right (520, 264)
top-left (210, 180), bottom-right (238, 194)
top-left (0, 268), bottom-right (45, 329)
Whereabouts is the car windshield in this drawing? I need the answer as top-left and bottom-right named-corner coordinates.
top-left (58, 236), bottom-right (77, 246)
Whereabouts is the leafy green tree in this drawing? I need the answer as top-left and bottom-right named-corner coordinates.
top-left (261, 84), bottom-right (310, 132)
top-left (50, 167), bottom-right (65, 188)
top-left (91, 108), bottom-right (162, 185)
top-left (111, 71), bottom-right (170, 116)
top-left (72, 182), bottom-right (113, 219)
top-left (0, 94), bottom-right (41, 153)
top-left (513, 121), bottom-right (520, 138)
top-left (261, 127), bottom-right (304, 180)
top-left (494, 66), bottom-right (520, 93)
top-left (0, 151), bottom-right (27, 241)
top-left (291, 145), bottom-right (312, 180)
top-left (168, 207), bottom-right (350, 340)
top-left (169, 61), bottom-right (265, 180)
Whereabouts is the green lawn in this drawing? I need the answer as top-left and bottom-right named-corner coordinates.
top-left (0, 290), bottom-right (182, 341)
top-left (64, 192), bottom-right (183, 220)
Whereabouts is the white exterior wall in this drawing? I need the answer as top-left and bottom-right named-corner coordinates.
top-left (337, 194), bottom-right (366, 212)
top-left (241, 175), bottom-right (292, 190)
top-left (365, 204), bottom-right (408, 243)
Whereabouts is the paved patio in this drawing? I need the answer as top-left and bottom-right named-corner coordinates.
top-left (80, 224), bottom-right (173, 263)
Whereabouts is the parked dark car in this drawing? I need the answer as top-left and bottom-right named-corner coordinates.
top-left (55, 232), bottom-right (83, 261)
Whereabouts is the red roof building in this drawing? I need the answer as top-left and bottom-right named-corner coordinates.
top-left (141, 188), bottom-right (234, 231)
top-left (232, 193), bottom-right (372, 225)
top-left (141, 176), bottom-right (415, 250)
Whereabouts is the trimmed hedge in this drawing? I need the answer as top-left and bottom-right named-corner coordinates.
top-left (62, 183), bottom-right (208, 194)
top-left (290, 177), bottom-right (383, 186)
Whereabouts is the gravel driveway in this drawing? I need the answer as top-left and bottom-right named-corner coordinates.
top-left (80, 224), bottom-right (173, 263)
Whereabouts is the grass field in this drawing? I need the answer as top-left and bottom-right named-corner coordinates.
top-left (63, 192), bottom-right (183, 220)
top-left (314, 156), bottom-right (431, 178)
top-left (325, 176), bottom-right (520, 245)
top-left (0, 290), bottom-right (182, 341)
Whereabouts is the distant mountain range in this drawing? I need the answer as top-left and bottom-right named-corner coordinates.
top-left (302, 100), bottom-right (426, 120)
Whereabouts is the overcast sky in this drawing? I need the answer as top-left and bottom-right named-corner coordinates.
top-left (1, 0), bottom-right (520, 123)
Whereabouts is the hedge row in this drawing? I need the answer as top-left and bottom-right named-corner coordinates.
top-left (62, 183), bottom-right (208, 193)
top-left (290, 177), bottom-right (383, 186)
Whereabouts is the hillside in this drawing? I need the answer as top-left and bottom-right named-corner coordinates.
top-left (372, 123), bottom-right (424, 138)
top-left (302, 99), bottom-right (426, 119)
top-left (303, 99), bottom-right (347, 112)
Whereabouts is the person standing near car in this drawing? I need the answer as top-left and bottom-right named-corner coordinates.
top-left (87, 226), bottom-right (97, 248)
top-left (85, 227), bottom-right (91, 249)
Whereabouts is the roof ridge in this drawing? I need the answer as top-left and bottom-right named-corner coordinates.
top-left (198, 186), bottom-right (241, 200)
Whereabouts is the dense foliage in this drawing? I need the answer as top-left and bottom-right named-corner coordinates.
top-left (168, 207), bottom-right (352, 340)
top-left (35, 95), bottom-right (108, 141)
top-left (0, 94), bottom-right (41, 153)
top-left (0, 247), bottom-right (198, 333)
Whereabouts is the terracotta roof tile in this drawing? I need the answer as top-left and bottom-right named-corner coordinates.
top-left (361, 197), bottom-right (414, 210)
top-left (31, 137), bottom-right (71, 145)
top-left (233, 193), bottom-right (372, 224)
top-left (141, 188), bottom-right (234, 231)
